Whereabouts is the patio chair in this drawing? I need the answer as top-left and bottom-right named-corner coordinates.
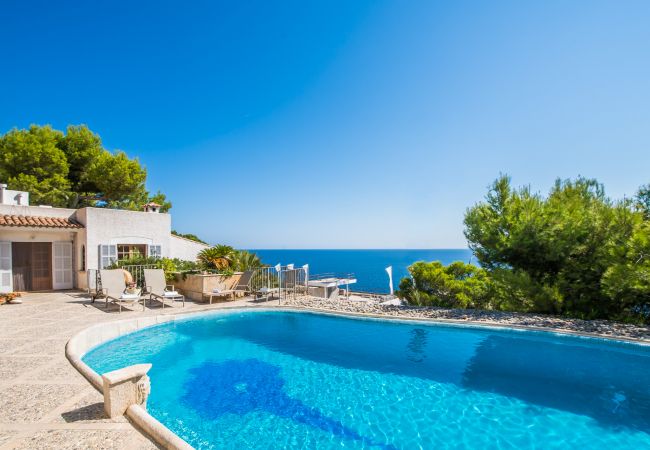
top-left (207, 270), bottom-right (255, 304)
top-left (99, 269), bottom-right (145, 313)
top-left (254, 286), bottom-right (279, 302)
top-left (144, 268), bottom-right (184, 308)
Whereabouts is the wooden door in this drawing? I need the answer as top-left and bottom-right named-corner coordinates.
top-left (11, 242), bottom-right (31, 291)
top-left (31, 243), bottom-right (52, 291)
top-left (12, 242), bottom-right (52, 291)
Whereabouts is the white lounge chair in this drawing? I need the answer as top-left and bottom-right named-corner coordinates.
top-left (207, 270), bottom-right (255, 304)
top-left (99, 269), bottom-right (145, 313)
top-left (144, 268), bottom-right (184, 308)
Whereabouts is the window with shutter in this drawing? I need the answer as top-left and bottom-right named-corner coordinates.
top-left (99, 245), bottom-right (117, 269)
top-left (148, 244), bottom-right (162, 259)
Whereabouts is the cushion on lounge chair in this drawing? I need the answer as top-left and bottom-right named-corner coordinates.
top-left (212, 288), bottom-right (221, 293)
top-left (163, 290), bottom-right (180, 297)
top-left (120, 293), bottom-right (141, 301)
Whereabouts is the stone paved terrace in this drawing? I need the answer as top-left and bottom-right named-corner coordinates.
top-left (0, 291), bottom-right (273, 450)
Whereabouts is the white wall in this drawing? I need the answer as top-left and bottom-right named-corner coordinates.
top-left (81, 207), bottom-right (172, 270)
top-left (0, 204), bottom-right (77, 219)
top-left (0, 229), bottom-right (76, 243)
top-left (169, 235), bottom-right (210, 262)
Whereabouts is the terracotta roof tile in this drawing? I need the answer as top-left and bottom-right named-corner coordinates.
top-left (0, 214), bottom-right (83, 229)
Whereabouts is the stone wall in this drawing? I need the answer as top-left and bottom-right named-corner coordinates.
top-left (173, 272), bottom-right (242, 301)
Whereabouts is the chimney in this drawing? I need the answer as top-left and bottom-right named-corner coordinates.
top-left (143, 202), bottom-right (161, 213)
top-left (0, 183), bottom-right (6, 204)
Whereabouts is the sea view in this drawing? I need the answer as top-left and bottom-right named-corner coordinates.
top-left (251, 249), bottom-right (473, 293)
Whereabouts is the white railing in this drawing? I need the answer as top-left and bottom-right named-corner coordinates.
top-left (249, 266), bottom-right (308, 303)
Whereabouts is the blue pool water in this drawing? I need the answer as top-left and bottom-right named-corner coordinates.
top-left (250, 249), bottom-right (473, 293)
top-left (83, 310), bottom-right (650, 449)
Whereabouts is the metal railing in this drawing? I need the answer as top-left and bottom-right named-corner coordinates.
top-left (119, 264), bottom-right (157, 290)
top-left (249, 266), bottom-right (309, 303)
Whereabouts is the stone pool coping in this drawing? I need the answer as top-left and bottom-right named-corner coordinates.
top-left (66, 304), bottom-right (650, 449)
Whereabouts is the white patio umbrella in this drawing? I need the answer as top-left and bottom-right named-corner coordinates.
top-left (385, 266), bottom-right (394, 295)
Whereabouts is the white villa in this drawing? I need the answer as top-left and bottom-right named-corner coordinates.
top-left (0, 184), bottom-right (209, 293)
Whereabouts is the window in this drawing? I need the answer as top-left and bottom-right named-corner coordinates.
top-left (99, 245), bottom-right (117, 269)
top-left (80, 245), bottom-right (86, 271)
top-left (148, 244), bottom-right (162, 259)
top-left (117, 244), bottom-right (147, 261)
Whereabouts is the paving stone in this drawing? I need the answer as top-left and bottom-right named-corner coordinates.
top-left (0, 384), bottom-right (84, 423)
top-left (54, 390), bottom-right (129, 424)
top-left (11, 429), bottom-right (158, 450)
top-left (0, 356), bottom-right (52, 379)
top-left (0, 430), bottom-right (17, 446)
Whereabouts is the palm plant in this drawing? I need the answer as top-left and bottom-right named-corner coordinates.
top-left (197, 245), bottom-right (236, 270)
top-left (232, 250), bottom-right (264, 271)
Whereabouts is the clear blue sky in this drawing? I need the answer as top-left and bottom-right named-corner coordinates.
top-left (2, 1), bottom-right (649, 248)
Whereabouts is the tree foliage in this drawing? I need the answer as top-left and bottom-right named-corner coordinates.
top-left (400, 175), bottom-right (650, 323)
top-left (397, 261), bottom-right (492, 308)
top-left (108, 256), bottom-right (199, 282)
top-left (172, 230), bottom-right (208, 244)
top-left (197, 245), bottom-right (264, 272)
top-left (0, 124), bottom-right (170, 211)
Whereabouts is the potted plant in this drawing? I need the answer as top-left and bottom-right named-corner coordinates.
top-left (0, 292), bottom-right (22, 305)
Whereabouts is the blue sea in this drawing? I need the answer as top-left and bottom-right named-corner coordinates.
top-left (249, 249), bottom-right (473, 293)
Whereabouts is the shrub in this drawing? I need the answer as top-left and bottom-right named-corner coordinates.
top-left (108, 256), bottom-right (198, 282)
top-left (397, 261), bottom-right (492, 309)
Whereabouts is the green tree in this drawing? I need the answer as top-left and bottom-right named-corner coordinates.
top-left (86, 150), bottom-right (147, 207)
top-left (57, 125), bottom-right (103, 207)
top-left (397, 261), bottom-right (492, 309)
top-left (464, 175), bottom-right (639, 319)
top-left (602, 220), bottom-right (650, 321)
top-left (0, 125), bottom-right (70, 205)
top-left (636, 184), bottom-right (650, 219)
top-left (0, 124), bottom-right (170, 211)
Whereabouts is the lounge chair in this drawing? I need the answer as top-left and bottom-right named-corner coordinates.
top-left (144, 268), bottom-right (184, 308)
top-left (255, 286), bottom-right (279, 302)
top-left (207, 270), bottom-right (255, 304)
top-left (99, 269), bottom-right (145, 313)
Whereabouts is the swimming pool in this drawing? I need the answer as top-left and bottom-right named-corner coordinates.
top-left (83, 310), bottom-right (650, 449)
